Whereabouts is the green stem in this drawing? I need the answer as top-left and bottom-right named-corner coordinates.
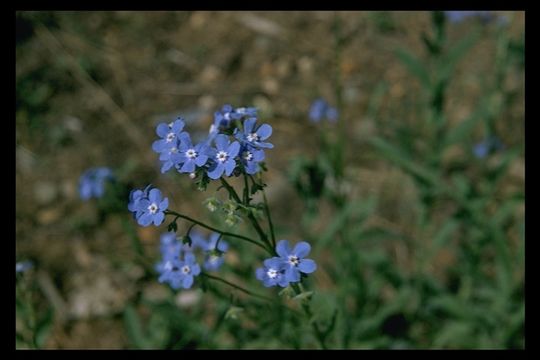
top-left (201, 273), bottom-right (273, 302)
top-left (220, 178), bottom-right (274, 255)
top-left (164, 210), bottom-right (267, 252)
top-left (261, 187), bottom-right (276, 248)
top-left (291, 283), bottom-right (328, 349)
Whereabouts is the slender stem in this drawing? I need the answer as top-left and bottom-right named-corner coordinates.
top-left (164, 210), bottom-right (267, 252)
top-left (220, 178), bottom-right (274, 255)
top-left (261, 187), bottom-right (276, 248)
top-left (243, 172), bottom-right (250, 205)
top-left (291, 283), bottom-right (328, 349)
top-left (201, 273), bottom-right (273, 302)
top-left (121, 217), bottom-right (145, 257)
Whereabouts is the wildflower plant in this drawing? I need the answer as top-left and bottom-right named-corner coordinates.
top-left (127, 104), bottom-right (330, 348)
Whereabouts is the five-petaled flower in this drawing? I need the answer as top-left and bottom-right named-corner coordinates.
top-left (235, 118), bottom-right (273, 149)
top-left (152, 118), bottom-right (186, 153)
top-left (158, 253), bottom-right (201, 290)
top-left (256, 257), bottom-right (289, 287)
top-left (133, 188), bottom-right (169, 226)
top-left (276, 240), bottom-right (317, 283)
top-left (207, 134), bottom-right (240, 179)
top-left (79, 167), bottom-right (114, 200)
top-left (176, 133), bottom-right (210, 174)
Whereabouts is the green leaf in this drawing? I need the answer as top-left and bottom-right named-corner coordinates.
top-left (395, 48), bottom-right (431, 88)
top-left (438, 31), bottom-right (480, 82)
top-left (370, 137), bottom-right (441, 187)
top-left (34, 308), bottom-right (54, 348)
top-left (443, 100), bottom-right (488, 147)
top-left (124, 305), bottom-right (149, 349)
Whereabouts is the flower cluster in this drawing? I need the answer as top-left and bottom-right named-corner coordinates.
top-left (128, 185), bottom-right (169, 226)
top-left (256, 240), bottom-right (317, 288)
top-left (79, 167), bottom-right (114, 200)
top-left (151, 105), bottom-right (272, 179)
top-left (156, 231), bottom-right (229, 289)
top-left (309, 98), bottom-right (338, 123)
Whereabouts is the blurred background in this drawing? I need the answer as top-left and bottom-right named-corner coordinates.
top-left (16, 11), bottom-right (524, 349)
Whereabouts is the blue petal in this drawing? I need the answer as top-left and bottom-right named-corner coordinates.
top-left (153, 212), bottom-right (164, 225)
top-left (224, 159), bottom-right (236, 176)
top-left (243, 118), bottom-right (256, 134)
top-left (149, 188), bottom-right (162, 202)
top-left (207, 163), bottom-right (224, 179)
top-left (138, 213), bottom-right (153, 227)
top-left (276, 240), bottom-right (290, 258)
top-left (180, 160), bottom-right (195, 173)
top-left (182, 275), bottom-right (194, 289)
top-left (156, 123), bottom-right (169, 137)
top-left (228, 141), bottom-right (240, 158)
top-left (256, 268), bottom-right (266, 281)
top-left (285, 267), bottom-right (300, 283)
top-left (195, 154), bottom-right (208, 167)
top-left (214, 134), bottom-right (229, 151)
top-left (171, 119), bottom-right (185, 133)
top-left (293, 242), bottom-right (311, 258)
top-left (159, 198), bottom-right (169, 211)
top-left (191, 263), bottom-right (201, 276)
top-left (256, 124), bottom-right (272, 140)
top-left (298, 259), bottom-right (317, 273)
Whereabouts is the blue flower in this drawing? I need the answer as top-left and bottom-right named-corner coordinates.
top-left (79, 167), bottom-right (114, 200)
top-left (16, 260), bottom-right (33, 274)
top-left (152, 118), bottom-right (186, 153)
top-left (203, 233), bottom-right (228, 271)
top-left (181, 230), bottom-right (208, 253)
top-left (158, 253), bottom-right (201, 290)
top-left (255, 257), bottom-right (289, 288)
top-left (276, 240), bottom-right (317, 283)
top-left (240, 145), bottom-right (265, 175)
top-left (235, 118), bottom-right (273, 149)
top-left (176, 133), bottom-right (210, 174)
top-left (212, 105), bottom-right (259, 134)
top-left (473, 136), bottom-right (504, 159)
top-left (134, 188), bottom-right (169, 226)
top-left (128, 185), bottom-right (152, 218)
top-left (309, 98), bottom-right (338, 123)
top-left (158, 138), bottom-right (183, 173)
top-left (444, 11), bottom-right (495, 24)
top-left (155, 232), bottom-right (182, 274)
top-left (207, 134), bottom-right (240, 179)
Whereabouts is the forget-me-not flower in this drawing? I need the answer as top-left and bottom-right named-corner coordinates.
top-left (235, 118), bottom-right (273, 149)
top-left (240, 145), bottom-right (265, 175)
top-left (158, 253), bottom-right (201, 290)
top-left (134, 188), bottom-right (169, 226)
top-left (256, 257), bottom-right (289, 288)
top-left (152, 118), bottom-right (186, 153)
top-left (79, 167), bottom-right (114, 200)
top-left (276, 240), bottom-right (317, 283)
top-left (207, 134), bottom-right (240, 179)
top-left (309, 98), bottom-right (338, 123)
top-left (176, 133), bottom-right (210, 174)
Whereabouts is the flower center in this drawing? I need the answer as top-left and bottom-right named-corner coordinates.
top-left (243, 151), bottom-right (253, 161)
top-left (209, 255), bottom-right (220, 263)
top-left (148, 203), bottom-right (158, 214)
top-left (166, 132), bottom-right (176, 142)
top-left (182, 265), bottom-right (191, 274)
top-left (247, 133), bottom-right (259, 142)
top-left (216, 151), bottom-right (228, 163)
top-left (267, 268), bottom-right (279, 279)
top-left (288, 255), bottom-right (300, 267)
top-left (186, 148), bottom-right (197, 159)
top-left (169, 147), bottom-right (177, 154)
